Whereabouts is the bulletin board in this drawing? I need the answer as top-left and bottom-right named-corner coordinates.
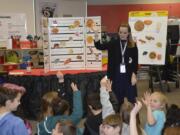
top-left (46, 16), bottom-right (102, 70)
top-left (0, 13), bottom-right (27, 48)
top-left (129, 11), bottom-right (168, 65)
top-left (85, 16), bottom-right (102, 69)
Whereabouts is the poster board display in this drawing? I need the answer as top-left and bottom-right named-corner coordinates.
top-left (48, 17), bottom-right (85, 70)
top-left (85, 16), bottom-right (102, 69)
top-left (129, 11), bottom-right (168, 65)
top-left (0, 13), bottom-right (27, 38)
top-left (42, 17), bottom-right (50, 72)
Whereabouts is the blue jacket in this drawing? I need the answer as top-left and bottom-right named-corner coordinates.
top-left (0, 113), bottom-right (28, 135)
top-left (37, 91), bottom-right (83, 135)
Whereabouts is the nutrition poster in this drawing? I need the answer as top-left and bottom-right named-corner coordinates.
top-left (48, 17), bottom-right (85, 70)
top-left (42, 17), bottom-right (50, 72)
top-left (85, 16), bottom-right (102, 69)
top-left (129, 11), bottom-right (168, 65)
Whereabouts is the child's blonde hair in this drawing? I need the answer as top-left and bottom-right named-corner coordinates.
top-left (39, 91), bottom-right (59, 120)
top-left (152, 92), bottom-right (168, 106)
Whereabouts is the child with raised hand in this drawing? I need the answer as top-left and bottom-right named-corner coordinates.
top-left (142, 91), bottom-right (167, 135)
top-left (0, 83), bottom-right (28, 135)
top-left (130, 101), bottom-right (143, 135)
top-left (38, 82), bottom-right (83, 135)
top-left (52, 120), bottom-right (76, 135)
top-left (100, 76), bottom-right (115, 119)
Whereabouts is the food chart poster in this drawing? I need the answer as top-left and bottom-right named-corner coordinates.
top-left (48, 17), bottom-right (85, 70)
top-left (129, 11), bottom-right (168, 65)
top-left (85, 16), bottom-right (102, 69)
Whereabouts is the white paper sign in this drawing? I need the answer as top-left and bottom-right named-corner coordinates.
top-left (129, 11), bottom-right (168, 65)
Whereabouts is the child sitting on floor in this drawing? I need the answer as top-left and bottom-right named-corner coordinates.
top-left (142, 91), bottom-right (168, 135)
top-left (0, 83), bottom-right (28, 135)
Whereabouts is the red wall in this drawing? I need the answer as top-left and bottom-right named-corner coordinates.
top-left (88, 3), bottom-right (180, 32)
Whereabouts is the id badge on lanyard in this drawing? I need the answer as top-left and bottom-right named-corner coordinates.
top-left (120, 63), bottom-right (126, 73)
top-left (120, 41), bottom-right (127, 73)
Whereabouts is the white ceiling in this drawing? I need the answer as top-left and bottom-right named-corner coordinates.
top-left (87, 0), bottom-right (180, 5)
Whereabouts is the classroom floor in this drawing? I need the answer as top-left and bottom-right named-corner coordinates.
top-left (30, 80), bottom-right (180, 134)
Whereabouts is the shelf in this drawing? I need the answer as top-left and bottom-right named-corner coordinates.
top-left (0, 48), bottom-right (43, 51)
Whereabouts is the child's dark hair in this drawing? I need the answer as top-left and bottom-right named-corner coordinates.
top-left (163, 104), bottom-right (180, 133)
top-left (52, 97), bottom-right (70, 115)
top-left (120, 98), bottom-right (142, 135)
top-left (87, 92), bottom-right (102, 110)
top-left (0, 83), bottom-right (25, 107)
top-left (55, 120), bottom-right (76, 135)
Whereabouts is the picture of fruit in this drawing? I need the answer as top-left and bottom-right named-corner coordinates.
top-left (68, 25), bottom-right (75, 29)
top-left (144, 20), bottom-right (152, 25)
top-left (86, 36), bottom-right (94, 44)
top-left (68, 48), bottom-right (73, 54)
top-left (134, 20), bottom-right (144, 31)
top-left (157, 54), bottom-right (162, 60)
top-left (143, 51), bottom-right (148, 55)
top-left (156, 42), bottom-right (162, 48)
top-left (149, 52), bottom-right (156, 59)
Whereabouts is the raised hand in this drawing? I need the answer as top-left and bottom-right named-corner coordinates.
top-left (131, 101), bottom-right (142, 116)
top-left (142, 91), bottom-right (151, 107)
top-left (100, 76), bottom-right (108, 88)
top-left (106, 79), bottom-right (112, 92)
top-left (71, 82), bottom-right (78, 92)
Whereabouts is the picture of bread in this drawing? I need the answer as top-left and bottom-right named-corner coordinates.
top-left (145, 36), bottom-right (155, 40)
top-left (53, 43), bottom-right (60, 49)
top-left (144, 20), bottom-right (152, 25)
top-left (76, 55), bottom-right (82, 59)
top-left (74, 20), bottom-right (80, 27)
top-left (149, 52), bottom-right (156, 59)
top-left (64, 58), bottom-right (71, 65)
top-left (134, 20), bottom-right (144, 31)
top-left (86, 19), bottom-right (94, 28)
top-left (51, 27), bottom-right (59, 34)
top-left (86, 36), bottom-right (94, 44)
top-left (139, 39), bottom-right (146, 44)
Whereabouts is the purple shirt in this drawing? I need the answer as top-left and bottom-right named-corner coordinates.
top-left (0, 112), bottom-right (28, 135)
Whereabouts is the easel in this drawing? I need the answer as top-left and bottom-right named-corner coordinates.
top-left (149, 65), bottom-right (170, 92)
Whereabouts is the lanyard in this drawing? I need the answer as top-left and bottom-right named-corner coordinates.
top-left (120, 40), bottom-right (127, 64)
